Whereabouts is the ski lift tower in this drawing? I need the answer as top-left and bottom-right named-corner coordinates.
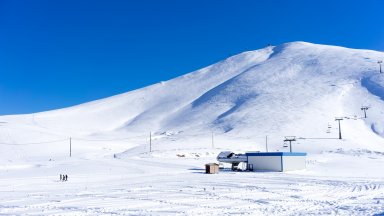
top-left (335, 117), bottom-right (343, 139)
top-left (379, 60), bottom-right (383, 73)
top-left (361, 106), bottom-right (369, 118)
top-left (284, 136), bottom-right (296, 153)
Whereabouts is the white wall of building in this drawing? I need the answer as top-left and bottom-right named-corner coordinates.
top-left (246, 153), bottom-right (307, 172)
top-left (247, 156), bottom-right (282, 171)
top-left (282, 156), bottom-right (306, 171)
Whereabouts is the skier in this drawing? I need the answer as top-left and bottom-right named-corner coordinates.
top-left (60, 174), bottom-right (62, 181)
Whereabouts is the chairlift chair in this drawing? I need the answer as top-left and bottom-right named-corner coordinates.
top-left (283, 141), bottom-right (288, 147)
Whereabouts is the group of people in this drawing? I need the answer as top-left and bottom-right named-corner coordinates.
top-left (60, 174), bottom-right (68, 181)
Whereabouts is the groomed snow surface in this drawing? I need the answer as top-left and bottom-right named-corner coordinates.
top-left (1, 42), bottom-right (384, 215)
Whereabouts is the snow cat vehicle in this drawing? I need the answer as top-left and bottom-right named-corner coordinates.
top-left (216, 151), bottom-right (247, 171)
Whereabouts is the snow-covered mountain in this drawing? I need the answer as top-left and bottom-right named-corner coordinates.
top-left (2, 42), bottom-right (384, 215)
top-left (1, 41), bottom-right (384, 159)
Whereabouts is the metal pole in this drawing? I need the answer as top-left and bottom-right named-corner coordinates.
top-left (149, 132), bottom-right (152, 152)
top-left (211, 132), bottom-right (214, 149)
top-left (284, 136), bottom-right (296, 153)
top-left (69, 137), bottom-right (72, 157)
top-left (265, 135), bottom-right (268, 152)
top-left (361, 106), bottom-right (369, 118)
top-left (337, 120), bottom-right (342, 139)
top-left (335, 118), bottom-right (343, 140)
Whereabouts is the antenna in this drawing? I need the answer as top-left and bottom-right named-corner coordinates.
top-left (283, 136), bottom-right (296, 153)
top-left (335, 117), bottom-right (343, 139)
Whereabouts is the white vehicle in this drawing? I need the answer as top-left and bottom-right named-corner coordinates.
top-left (216, 151), bottom-right (247, 170)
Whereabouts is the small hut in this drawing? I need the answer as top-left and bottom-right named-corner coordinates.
top-left (205, 163), bottom-right (219, 174)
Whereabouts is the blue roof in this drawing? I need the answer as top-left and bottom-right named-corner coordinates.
top-left (245, 152), bottom-right (307, 156)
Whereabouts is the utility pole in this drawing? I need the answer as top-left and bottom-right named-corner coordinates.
top-left (265, 135), bottom-right (268, 152)
top-left (379, 61), bottom-right (383, 73)
top-left (361, 106), bottom-right (369, 118)
top-left (149, 132), bottom-right (152, 152)
top-left (284, 136), bottom-right (296, 153)
top-left (335, 117), bottom-right (343, 139)
top-left (69, 137), bottom-right (72, 157)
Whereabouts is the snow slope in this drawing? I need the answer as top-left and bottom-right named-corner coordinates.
top-left (1, 42), bottom-right (384, 215)
top-left (2, 42), bottom-right (384, 156)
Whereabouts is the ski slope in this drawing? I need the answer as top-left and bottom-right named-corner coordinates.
top-left (1, 42), bottom-right (384, 215)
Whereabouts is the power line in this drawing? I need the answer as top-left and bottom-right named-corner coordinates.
top-left (0, 135), bottom-right (147, 145)
top-left (71, 137), bottom-right (136, 142)
top-left (0, 138), bottom-right (68, 145)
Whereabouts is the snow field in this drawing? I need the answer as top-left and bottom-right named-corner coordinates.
top-left (0, 153), bottom-right (384, 215)
top-left (1, 42), bottom-right (384, 214)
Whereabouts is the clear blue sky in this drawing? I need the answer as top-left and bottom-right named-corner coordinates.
top-left (1, 0), bottom-right (383, 115)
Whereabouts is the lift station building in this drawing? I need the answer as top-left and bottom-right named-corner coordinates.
top-left (246, 152), bottom-right (307, 172)
top-left (217, 151), bottom-right (307, 172)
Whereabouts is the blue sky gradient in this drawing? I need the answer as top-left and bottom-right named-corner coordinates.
top-left (1, 0), bottom-right (383, 114)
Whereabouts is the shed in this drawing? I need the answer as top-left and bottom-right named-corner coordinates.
top-left (205, 163), bottom-right (219, 174)
top-left (246, 152), bottom-right (307, 172)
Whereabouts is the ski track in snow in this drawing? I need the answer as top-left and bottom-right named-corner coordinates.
top-left (0, 163), bottom-right (384, 216)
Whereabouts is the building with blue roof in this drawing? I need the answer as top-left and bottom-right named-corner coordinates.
top-left (245, 152), bottom-right (307, 172)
